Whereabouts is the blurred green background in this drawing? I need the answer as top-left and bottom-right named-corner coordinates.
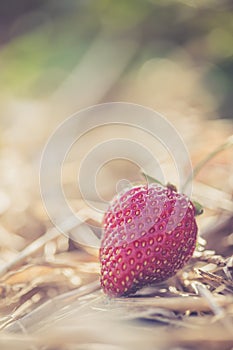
top-left (0, 0), bottom-right (232, 121)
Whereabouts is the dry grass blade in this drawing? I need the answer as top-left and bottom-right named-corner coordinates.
top-left (197, 269), bottom-right (233, 293)
top-left (3, 280), bottom-right (100, 333)
top-left (113, 294), bottom-right (233, 313)
top-left (0, 207), bottom-right (102, 279)
top-left (183, 135), bottom-right (233, 192)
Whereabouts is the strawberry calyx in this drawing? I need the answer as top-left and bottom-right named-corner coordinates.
top-left (141, 172), bottom-right (164, 186)
top-left (141, 171), bottom-right (203, 216)
top-left (193, 200), bottom-right (204, 216)
top-left (141, 171), bottom-right (177, 193)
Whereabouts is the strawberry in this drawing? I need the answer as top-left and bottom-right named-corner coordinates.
top-left (99, 183), bottom-right (198, 297)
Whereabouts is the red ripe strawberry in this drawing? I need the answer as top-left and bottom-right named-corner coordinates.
top-left (99, 183), bottom-right (198, 297)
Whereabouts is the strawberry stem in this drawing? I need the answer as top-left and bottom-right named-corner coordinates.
top-left (166, 182), bottom-right (177, 192)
